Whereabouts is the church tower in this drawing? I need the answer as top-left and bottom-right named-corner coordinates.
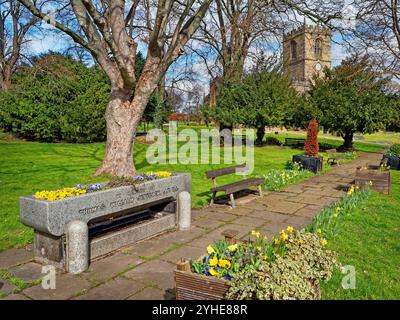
top-left (283, 24), bottom-right (332, 93)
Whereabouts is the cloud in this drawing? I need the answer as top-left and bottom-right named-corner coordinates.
top-left (26, 31), bottom-right (68, 56)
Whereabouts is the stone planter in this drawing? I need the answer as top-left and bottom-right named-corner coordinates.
top-left (381, 155), bottom-right (400, 170)
top-left (355, 167), bottom-right (390, 194)
top-left (292, 154), bottom-right (323, 173)
top-left (20, 173), bottom-right (191, 270)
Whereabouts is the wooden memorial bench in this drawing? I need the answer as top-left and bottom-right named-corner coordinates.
top-left (205, 165), bottom-right (265, 208)
top-left (284, 137), bottom-right (305, 148)
top-left (326, 149), bottom-right (347, 166)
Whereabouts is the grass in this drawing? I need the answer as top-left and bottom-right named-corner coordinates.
top-left (0, 130), bottom-right (384, 252)
top-left (264, 132), bottom-right (386, 153)
top-left (319, 170), bottom-right (400, 299)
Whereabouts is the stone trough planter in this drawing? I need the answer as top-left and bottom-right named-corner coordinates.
top-left (292, 154), bottom-right (323, 173)
top-left (20, 173), bottom-right (191, 272)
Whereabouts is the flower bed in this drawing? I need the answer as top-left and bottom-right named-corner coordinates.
top-left (175, 227), bottom-right (338, 300)
top-left (263, 162), bottom-right (313, 191)
top-left (306, 184), bottom-right (372, 240)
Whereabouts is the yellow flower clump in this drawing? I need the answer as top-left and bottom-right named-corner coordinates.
top-left (145, 171), bottom-right (173, 178)
top-left (35, 188), bottom-right (86, 201)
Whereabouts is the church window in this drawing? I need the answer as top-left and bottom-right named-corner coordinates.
top-left (291, 40), bottom-right (297, 61)
top-left (315, 38), bottom-right (322, 59)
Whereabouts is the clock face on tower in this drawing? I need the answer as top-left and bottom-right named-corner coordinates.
top-left (315, 62), bottom-right (322, 72)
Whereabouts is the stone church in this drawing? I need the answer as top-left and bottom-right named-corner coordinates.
top-left (283, 24), bottom-right (332, 93)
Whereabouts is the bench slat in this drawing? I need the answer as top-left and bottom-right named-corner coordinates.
top-left (206, 164), bottom-right (247, 179)
top-left (211, 178), bottom-right (264, 194)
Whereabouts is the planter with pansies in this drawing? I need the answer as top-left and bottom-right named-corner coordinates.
top-left (175, 227), bottom-right (338, 300)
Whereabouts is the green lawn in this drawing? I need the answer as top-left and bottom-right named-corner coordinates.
top-left (321, 171), bottom-right (400, 299)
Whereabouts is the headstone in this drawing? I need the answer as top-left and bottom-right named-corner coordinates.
top-left (66, 220), bottom-right (88, 274)
top-left (178, 191), bottom-right (191, 230)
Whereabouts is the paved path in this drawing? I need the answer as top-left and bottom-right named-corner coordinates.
top-left (0, 151), bottom-right (382, 300)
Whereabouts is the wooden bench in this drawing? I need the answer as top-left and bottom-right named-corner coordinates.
top-left (205, 165), bottom-right (265, 208)
top-left (326, 149), bottom-right (347, 166)
top-left (285, 138), bottom-right (305, 148)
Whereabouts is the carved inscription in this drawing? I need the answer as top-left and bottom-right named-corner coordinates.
top-left (78, 183), bottom-right (182, 213)
top-left (78, 203), bottom-right (106, 215)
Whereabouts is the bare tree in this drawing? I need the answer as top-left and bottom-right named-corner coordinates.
top-left (0, 0), bottom-right (38, 90)
top-left (343, 0), bottom-right (400, 77)
top-left (18, 0), bottom-right (213, 176)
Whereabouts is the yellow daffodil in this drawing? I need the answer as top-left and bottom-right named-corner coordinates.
top-left (287, 226), bottom-right (294, 233)
top-left (228, 244), bottom-right (238, 252)
top-left (274, 238), bottom-right (280, 245)
top-left (263, 236), bottom-right (269, 241)
top-left (321, 239), bottom-right (328, 247)
top-left (257, 246), bottom-right (262, 252)
top-left (207, 245), bottom-right (215, 254)
top-left (280, 232), bottom-right (288, 242)
top-left (317, 228), bottom-right (322, 234)
top-left (209, 256), bottom-right (218, 267)
top-left (251, 230), bottom-right (261, 238)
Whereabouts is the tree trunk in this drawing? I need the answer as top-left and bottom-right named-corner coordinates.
top-left (256, 126), bottom-right (265, 145)
top-left (0, 69), bottom-right (12, 91)
top-left (94, 88), bottom-right (137, 177)
top-left (340, 131), bottom-right (354, 151)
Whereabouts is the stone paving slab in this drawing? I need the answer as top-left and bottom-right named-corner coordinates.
top-left (73, 277), bottom-right (145, 300)
top-left (0, 247), bottom-right (33, 269)
top-left (127, 287), bottom-right (172, 300)
top-left (193, 217), bottom-right (225, 230)
top-left (159, 245), bottom-right (205, 264)
top-left (156, 227), bottom-right (206, 245)
top-left (23, 273), bottom-right (94, 300)
top-left (120, 236), bottom-right (177, 259)
top-left (0, 151), bottom-right (382, 300)
top-left (82, 252), bottom-right (143, 283)
top-left (232, 216), bottom-right (269, 228)
top-left (0, 277), bottom-right (17, 295)
top-left (123, 259), bottom-right (176, 293)
top-left (8, 262), bottom-right (43, 283)
top-left (1, 293), bottom-right (31, 300)
top-left (264, 200), bottom-right (307, 215)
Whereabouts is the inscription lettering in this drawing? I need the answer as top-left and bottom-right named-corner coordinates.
top-left (78, 204), bottom-right (106, 215)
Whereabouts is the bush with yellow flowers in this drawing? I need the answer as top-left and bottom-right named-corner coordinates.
top-left (191, 226), bottom-right (337, 299)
